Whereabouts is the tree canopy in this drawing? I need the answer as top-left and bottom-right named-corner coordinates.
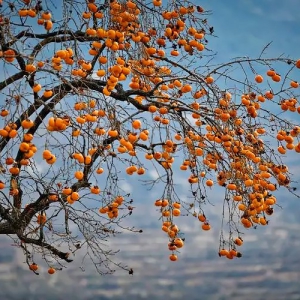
top-left (0, 0), bottom-right (299, 275)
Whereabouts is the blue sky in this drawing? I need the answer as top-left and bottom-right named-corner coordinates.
top-left (202, 0), bottom-right (300, 59)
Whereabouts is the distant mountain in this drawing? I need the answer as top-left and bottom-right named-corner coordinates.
top-left (1, 193), bottom-right (300, 300)
top-left (1, 169), bottom-right (299, 300)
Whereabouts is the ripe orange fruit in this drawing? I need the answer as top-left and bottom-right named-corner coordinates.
top-left (255, 75), bottom-right (263, 83)
top-left (132, 119), bottom-right (141, 129)
top-left (74, 171), bottom-right (84, 180)
top-left (29, 263), bottom-right (39, 271)
top-left (169, 254), bottom-right (178, 261)
top-left (48, 267), bottom-right (56, 274)
top-left (205, 76), bottom-right (214, 84)
top-left (206, 179), bottom-right (213, 187)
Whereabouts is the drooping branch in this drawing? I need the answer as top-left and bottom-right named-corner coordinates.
top-left (0, 201), bottom-right (15, 234)
top-left (18, 234), bottom-right (73, 263)
top-left (0, 71), bottom-right (26, 91)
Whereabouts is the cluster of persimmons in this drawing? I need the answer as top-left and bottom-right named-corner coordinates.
top-left (0, 0), bottom-right (299, 271)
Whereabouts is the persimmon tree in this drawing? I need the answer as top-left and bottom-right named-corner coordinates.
top-left (0, 0), bottom-right (299, 274)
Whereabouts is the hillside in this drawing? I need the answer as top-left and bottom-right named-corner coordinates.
top-left (1, 196), bottom-right (299, 300)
